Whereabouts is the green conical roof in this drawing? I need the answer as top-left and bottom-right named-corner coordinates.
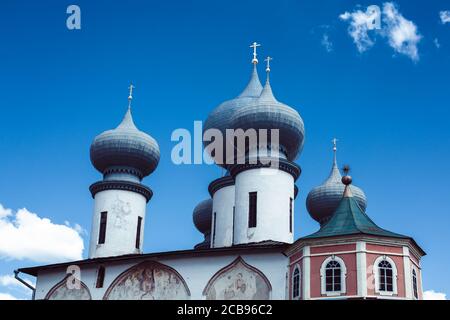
top-left (303, 187), bottom-right (408, 240)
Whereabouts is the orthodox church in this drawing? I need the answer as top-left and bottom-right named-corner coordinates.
top-left (18, 43), bottom-right (425, 300)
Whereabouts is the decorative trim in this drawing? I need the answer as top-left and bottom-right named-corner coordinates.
top-left (320, 255), bottom-right (347, 296)
top-left (228, 158), bottom-right (301, 181)
top-left (208, 176), bottom-right (235, 197)
top-left (89, 180), bottom-right (153, 202)
top-left (103, 166), bottom-right (143, 180)
top-left (356, 242), bottom-right (367, 297)
top-left (302, 246), bottom-right (310, 300)
top-left (103, 260), bottom-right (191, 300)
top-left (202, 256), bottom-right (272, 297)
top-left (373, 255), bottom-right (398, 296)
top-left (403, 247), bottom-right (413, 299)
top-left (45, 274), bottom-right (92, 300)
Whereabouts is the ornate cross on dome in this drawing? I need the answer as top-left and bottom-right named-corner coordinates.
top-left (264, 56), bottom-right (273, 73)
top-left (250, 42), bottom-right (261, 64)
top-left (332, 138), bottom-right (338, 152)
top-left (128, 84), bottom-right (135, 108)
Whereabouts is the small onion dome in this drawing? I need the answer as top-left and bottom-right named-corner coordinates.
top-left (203, 64), bottom-right (263, 168)
top-left (90, 108), bottom-right (160, 179)
top-left (193, 199), bottom-right (213, 249)
top-left (231, 73), bottom-right (305, 161)
top-left (306, 152), bottom-right (367, 226)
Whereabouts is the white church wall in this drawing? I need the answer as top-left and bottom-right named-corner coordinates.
top-left (211, 185), bottom-right (235, 248)
top-left (34, 251), bottom-right (288, 300)
top-left (89, 189), bottom-right (147, 258)
top-left (234, 168), bottom-right (294, 245)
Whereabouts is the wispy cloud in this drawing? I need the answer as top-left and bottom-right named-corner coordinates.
top-left (0, 203), bottom-right (84, 264)
top-left (440, 11), bottom-right (450, 24)
top-left (339, 9), bottom-right (377, 52)
top-left (340, 2), bottom-right (422, 62)
top-left (382, 3), bottom-right (421, 62)
top-left (321, 33), bottom-right (333, 52)
top-left (423, 290), bottom-right (447, 300)
top-left (0, 292), bottom-right (19, 300)
top-left (434, 38), bottom-right (440, 48)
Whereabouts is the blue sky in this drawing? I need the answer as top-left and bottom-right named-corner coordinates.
top-left (0, 0), bottom-right (449, 300)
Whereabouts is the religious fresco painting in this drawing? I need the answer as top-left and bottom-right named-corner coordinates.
top-left (46, 277), bottom-right (92, 300)
top-left (204, 257), bottom-right (271, 300)
top-left (104, 261), bottom-right (190, 300)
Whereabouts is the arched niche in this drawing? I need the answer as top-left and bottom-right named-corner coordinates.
top-left (45, 275), bottom-right (92, 300)
top-left (103, 260), bottom-right (190, 300)
top-left (203, 256), bottom-right (272, 300)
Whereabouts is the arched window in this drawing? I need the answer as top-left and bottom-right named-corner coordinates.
top-left (374, 256), bottom-right (398, 295)
top-left (320, 256), bottom-right (347, 296)
top-left (326, 260), bottom-right (341, 292)
top-left (378, 260), bottom-right (393, 292)
top-left (412, 269), bottom-right (418, 299)
top-left (292, 266), bottom-right (301, 299)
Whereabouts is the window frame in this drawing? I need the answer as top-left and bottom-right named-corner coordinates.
top-left (292, 265), bottom-right (301, 300)
top-left (373, 256), bottom-right (398, 296)
top-left (412, 268), bottom-right (418, 299)
top-left (320, 256), bottom-right (347, 296)
top-left (98, 211), bottom-right (107, 245)
top-left (248, 192), bottom-right (257, 228)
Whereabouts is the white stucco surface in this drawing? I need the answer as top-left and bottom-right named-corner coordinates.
top-left (234, 168), bottom-right (294, 245)
top-left (89, 189), bottom-right (147, 258)
top-left (211, 185), bottom-right (235, 248)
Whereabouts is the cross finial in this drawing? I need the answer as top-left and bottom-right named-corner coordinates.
top-left (250, 42), bottom-right (261, 64)
top-left (332, 138), bottom-right (338, 152)
top-left (128, 83), bottom-right (135, 108)
top-left (264, 56), bottom-right (273, 73)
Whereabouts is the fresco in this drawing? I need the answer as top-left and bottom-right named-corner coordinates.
top-left (104, 261), bottom-right (190, 300)
top-left (204, 258), bottom-right (271, 300)
top-left (46, 278), bottom-right (91, 300)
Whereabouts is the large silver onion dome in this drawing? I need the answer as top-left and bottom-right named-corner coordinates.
top-left (231, 72), bottom-right (305, 161)
top-left (203, 64), bottom-right (263, 168)
top-left (193, 199), bottom-right (213, 249)
top-left (306, 148), bottom-right (367, 225)
top-left (90, 108), bottom-right (160, 178)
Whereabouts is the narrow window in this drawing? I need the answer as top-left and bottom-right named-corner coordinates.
top-left (96, 266), bottom-right (105, 288)
top-left (412, 269), bottom-right (418, 299)
top-left (292, 267), bottom-right (300, 299)
top-left (98, 211), bottom-right (107, 244)
top-left (212, 212), bottom-right (217, 247)
top-left (378, 260), bottom-right (393, 292)
top-left (325, 260), bottom-right (342, 292)
top-left (135, 216), bottom-right (142, 249)
top-left (231, 206), bottom-right (235, 245)
top-left (289, 197), bottom-right (293, 233)
top-left (248, 192), bottom-right (257, 228)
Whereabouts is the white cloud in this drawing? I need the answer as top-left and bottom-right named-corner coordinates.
top-left (382, 2), bottom-right (421, 62)
top-left (440, 11), bottom-right (450, 24)
top-left (0, 274), bottom-right (34, 289)
top-left (0, 203), bottom-right (84, 264)
top-left (423, 290), bottom-right (447, 300)
top-left (339, 9), bottom-right (377, 52)
top-left (0, 292), bottom-right (18, 300)
top-left (321, 33), bottom-right (333, 52)
top-left (339, 2), bottom-right (422, 61)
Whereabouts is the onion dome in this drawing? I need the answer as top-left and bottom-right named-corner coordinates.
top-left (231, 58), bottom-right (305, 161)
top-left (90, 91), bottom-right (160, 179)
top-left (306, 141), bottom-right (367, 226)
top-left (193, 199), bottom-right (213, 249)
top-left (203, 43), bottom-right (264, 168)
top-left (303, 173), bottom-right (408, 240)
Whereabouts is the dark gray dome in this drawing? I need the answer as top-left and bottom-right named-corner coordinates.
top-left (193, 199), bottom-right (213, 234)
top-left (306, 155), bottom-right (367, 226)
top-left (231, 76), bottom-right (305, 161)
top-left (203, 64), bottom-right (262, 168)
top-left (90, 108), bottom-right (160, 178)
top-left (193, 199), bottom-right (212, 249)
